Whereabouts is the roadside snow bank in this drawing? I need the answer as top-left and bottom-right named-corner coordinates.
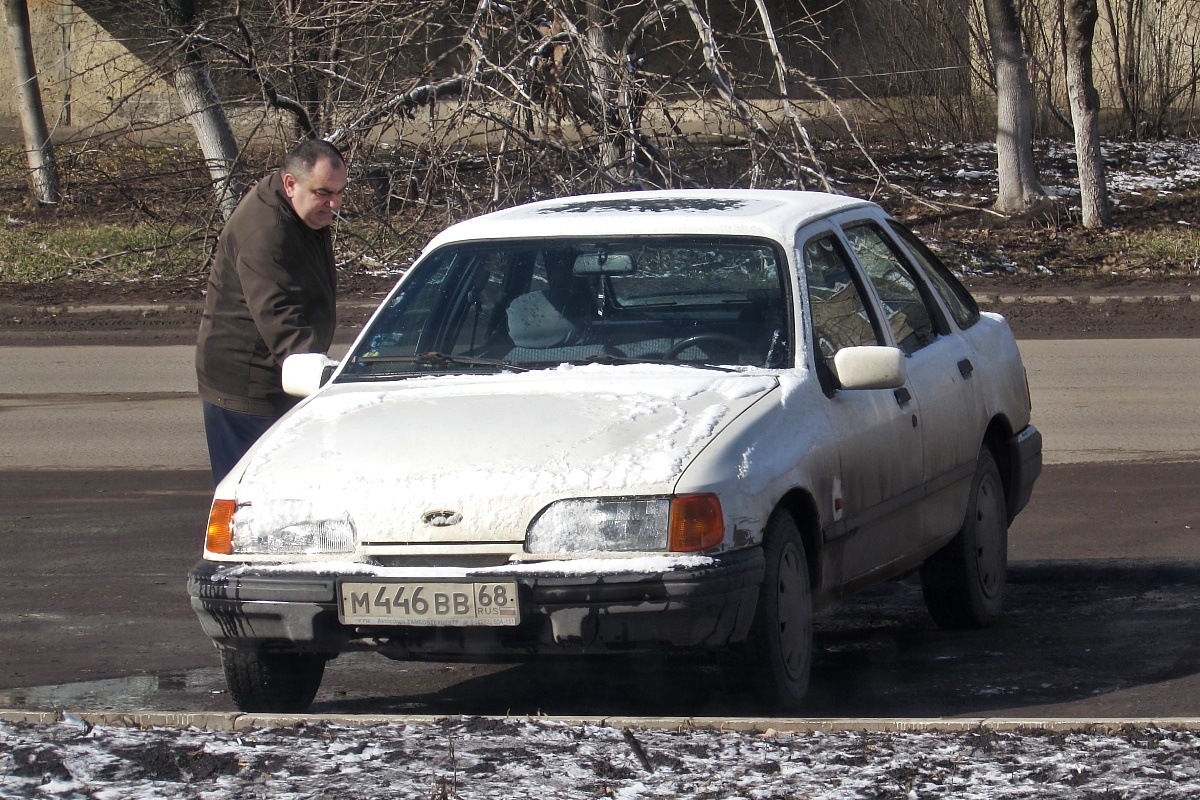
top-left (2, 717), bottom-right (1198, 799)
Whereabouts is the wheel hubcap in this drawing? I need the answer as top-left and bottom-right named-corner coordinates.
top-left (776, 543), bottom-right (811, 680)
top-left (974, 473), bottom-right (1005, 599)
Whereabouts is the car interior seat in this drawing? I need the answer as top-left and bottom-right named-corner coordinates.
top-left (506, 290), bottom-right (579, 348)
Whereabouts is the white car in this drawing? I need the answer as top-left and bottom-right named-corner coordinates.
top-left (189, 189), bottom-right (1041, 713)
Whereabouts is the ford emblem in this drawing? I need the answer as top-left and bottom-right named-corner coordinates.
top-left (422, 510), bottom-right (463, 527)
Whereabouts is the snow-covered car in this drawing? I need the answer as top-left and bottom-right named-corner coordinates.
top-left (189, 189), bottom-right (1041, 713)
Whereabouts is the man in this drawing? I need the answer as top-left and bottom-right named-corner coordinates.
top-left (196, 139), bottom-right (347, 484)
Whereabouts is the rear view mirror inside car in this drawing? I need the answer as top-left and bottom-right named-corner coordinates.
top-left (574, 251), bottom-right (635, 275)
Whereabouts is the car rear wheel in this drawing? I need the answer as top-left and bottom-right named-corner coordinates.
top-left (736, 511), bottom-right (813, 711)
top-left (920, 447), bottom-right (1008, 629)
top-left (220, 648), bottom-right (327, 713)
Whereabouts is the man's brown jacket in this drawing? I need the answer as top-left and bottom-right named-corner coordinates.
top-left (196, 171), bottom-right (337, 417)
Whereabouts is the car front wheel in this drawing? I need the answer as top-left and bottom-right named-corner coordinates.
top-left (735, 510), bottom-right (813, 711)
top-left (220, 648), bottom-right (327, 713)
top-left (920, 447), bottom-right (1008, 629)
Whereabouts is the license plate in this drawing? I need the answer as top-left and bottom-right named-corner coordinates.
top-left (338, 581), bottom-right (520, 627)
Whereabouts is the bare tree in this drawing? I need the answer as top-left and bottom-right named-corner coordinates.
top-left (982, 0), bottom-right (1045, 212)
top-left (160, 0), bottom-right (245, 221)
top-left (1100, 0), bottom-right (1200, 136)
top-left (580, 0), bottom-right (621, 176)
top-left (209, 1), bottom-right (864, 198)
top-left (66, 0), bottom-right (1154, 273)
top-left (3, 0), bottom-right (60, 206)
top-left (1064, 0), bottom-right (1111, 227)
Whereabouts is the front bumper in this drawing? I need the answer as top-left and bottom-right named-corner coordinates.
top-left (188, 549), bottom-right (764, 658)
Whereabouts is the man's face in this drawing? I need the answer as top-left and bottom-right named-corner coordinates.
top-left (282, 157), bottom-right (348, 230)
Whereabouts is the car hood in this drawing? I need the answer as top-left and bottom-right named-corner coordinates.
top-left (228, 364), bottom-right (778, 546)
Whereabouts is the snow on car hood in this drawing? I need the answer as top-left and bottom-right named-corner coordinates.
top-left (230, 363), bottom-right (777, 546)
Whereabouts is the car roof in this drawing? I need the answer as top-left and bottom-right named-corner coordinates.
top-left (422, 189), bottom-right (877, 252)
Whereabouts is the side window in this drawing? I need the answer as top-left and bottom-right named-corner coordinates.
top-left (843, 223), bottom-right (939, 355)
top-left (888, 221), bottom-right (980, 330)
top-left (803, 235), bottom-right (881, 360)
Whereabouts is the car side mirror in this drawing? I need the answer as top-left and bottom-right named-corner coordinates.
top-left (282, 352), bottom-right (339, 398)
top-left (832, 345), bottom-right (906, 390)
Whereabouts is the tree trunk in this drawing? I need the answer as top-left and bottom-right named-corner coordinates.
top-left (983, 0), bottom-right (1043, 212)
top-left (3, 0), bottom-right (60, 206)
top-left (583, 0), bottom-right (621, 175)
top-left (1064, 0), bottom-right (1111, 228)
top-left (163, 0), bottom-right (244, 221)
top-left (174, 59), bottom-right (244, 221)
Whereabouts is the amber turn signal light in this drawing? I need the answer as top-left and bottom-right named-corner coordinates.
top-left (668, 494), bottom-right (724, 552)
top-left (205, 499), bottom-right (236, 555)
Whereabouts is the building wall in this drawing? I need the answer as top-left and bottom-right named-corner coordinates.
top-left (0, 0), bottom-right (177, 135)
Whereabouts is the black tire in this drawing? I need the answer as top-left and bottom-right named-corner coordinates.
top-left (737, 511), bottom-right (813, 711)
top-left (220, 648), bottom-right (327, 713)
top-left (920, 447), bottom-right (1008, 629)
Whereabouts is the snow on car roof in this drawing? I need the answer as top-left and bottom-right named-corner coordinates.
top-left (422, 189), bottom-right (874, 252)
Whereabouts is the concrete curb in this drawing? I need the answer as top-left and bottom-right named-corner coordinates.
top-left (979, 294), bottom-right (1200, 305)
top-left (2, 709), bottom-right (1198, 733)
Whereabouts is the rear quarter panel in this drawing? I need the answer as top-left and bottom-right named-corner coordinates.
top-left (962, 312), bottom-right (1032, 436)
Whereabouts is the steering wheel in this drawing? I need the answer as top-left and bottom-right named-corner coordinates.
top-left (664, 333), bottom-right (754, 361)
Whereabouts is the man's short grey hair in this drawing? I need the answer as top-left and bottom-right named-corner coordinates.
top-left (281, 140), bottom-right (345, 180)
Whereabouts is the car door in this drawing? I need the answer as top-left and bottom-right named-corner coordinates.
top-left (839, 218), bottom-right (980, 544)
top-left (798, 229), bottom-right (925, 585)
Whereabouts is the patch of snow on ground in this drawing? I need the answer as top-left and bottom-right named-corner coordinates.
top-left (898, 138), bottom-right (1200, 207)
top-left (1, 718), bottom-right (1198, 799)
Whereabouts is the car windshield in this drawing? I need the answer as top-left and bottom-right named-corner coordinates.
top-left (339, 237), bottom-right (792, 380)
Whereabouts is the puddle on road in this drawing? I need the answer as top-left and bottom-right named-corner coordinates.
top-left (0, 668), bottom-right (228, 712)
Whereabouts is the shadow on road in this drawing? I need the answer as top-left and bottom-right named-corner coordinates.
top-left (299, 560), bottom-right (1200, 719)
top-left (2, 561), bottom-right (1196, 718)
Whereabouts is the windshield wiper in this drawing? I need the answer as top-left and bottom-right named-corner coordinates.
top-left (357, 352), bottom-right (529, 372)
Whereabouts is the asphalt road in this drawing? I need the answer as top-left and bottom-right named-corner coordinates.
top-left (1, 336), bottom-right (1198, 718)
top-left (6, 339), bottom-right (1200, 468)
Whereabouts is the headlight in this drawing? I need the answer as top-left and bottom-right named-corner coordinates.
top-left (234, 516), bottom-right (357, 555)
top-left (526, 494), bottom-right (724, 554)
top-left (527, 498), bottom-right (670, 553)
top-left (205, 500), bottom-right (357, 556)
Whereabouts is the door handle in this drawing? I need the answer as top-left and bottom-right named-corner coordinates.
top-left (958, 358), bottom-right (974, 378)
top-left (894, 387), bottom-right (912, 406)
